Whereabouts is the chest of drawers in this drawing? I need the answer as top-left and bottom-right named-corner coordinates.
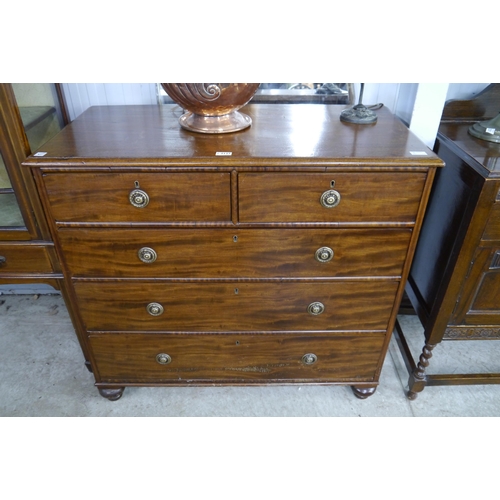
top-left (24, 103), bottom-right (442, 401)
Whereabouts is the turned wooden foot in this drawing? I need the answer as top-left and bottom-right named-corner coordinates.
top-left (407, 342), bottom-right (436, 400)
top-left (351, 385), bottom-right (377, 399)
top-left (98, 387), bottom-right (125, 401)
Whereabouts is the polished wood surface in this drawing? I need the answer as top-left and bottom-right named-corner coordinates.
top-left (58, 227), bottom-right (411, 278)
top-left (74, 280), bottom-right (398, 332)
top-left (90, 333), bottom-right (385, 383)
top-left (42, 172), bottom-right (231, 223)
top-left (396, 84), bottom-right (500, 398)
top-left (27, 104), bottom-right (441, 164)
top-left (239, 172), bottom-right (426, 223)
top-left (0, 242), bottom-right (54, 274)
top-left (25, 104), bottom-right (442, 400)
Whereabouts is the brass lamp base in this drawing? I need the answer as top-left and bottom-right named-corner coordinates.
top-left (179, 111), bottom-right (252, 134)
top-left (340, 104), bottom-right (378, 124)
top-left (469, 112), bottom-right (500, 143)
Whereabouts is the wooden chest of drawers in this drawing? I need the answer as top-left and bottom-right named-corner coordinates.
top-left (24, 103), bottom-right (442, 400)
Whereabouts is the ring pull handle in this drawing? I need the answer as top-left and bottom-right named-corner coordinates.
top-left (129, 183), bottom-right (150, 208)
top-left (320, 189), bottom-right (341, 208)
top-left (302, 353), bottom-right (318, 365)
top-left (156, 353), bottom-right (172, 365)
top-left (315, 247), bottom-right (334, 263)
top-left (147, 302), bottom-right (164, 316)
top-left (138, 247), bottom-right (157, 264)
top-left (307, 302), bottom-right (325, 315)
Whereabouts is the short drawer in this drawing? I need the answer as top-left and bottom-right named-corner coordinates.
top-left (89, 332), bottom-right (385, 383)
top-left (238, 172), bottom-right (427, 223)
top-left (74, 280), bottom-right (398, 332)
top-left (42, 172), bottom-right (231, 223)
top-left (58, 227), bottom-right (412, 278)
top-left (0, 243), bottom-right (54, 274)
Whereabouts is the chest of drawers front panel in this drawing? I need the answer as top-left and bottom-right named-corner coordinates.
top-left (39, 167), bottom-right (422, 387)
top-left (27, 104), bottom-right (442, 396)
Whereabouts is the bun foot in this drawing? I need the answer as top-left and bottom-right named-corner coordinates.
top-left (98, 387), bottom-right (125, 401)
top-left (351, 385), bottom-right (377, 399)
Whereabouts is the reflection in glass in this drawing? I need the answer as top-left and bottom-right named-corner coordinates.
top-left (11, 83), bottom-right (64, 151)
top-left (0, 150), bottom-right (12, 189)
top-left (0, 193), bottom-right (24, 227)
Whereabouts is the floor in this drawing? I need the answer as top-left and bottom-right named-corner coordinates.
top-left (1, 292), bottom-right (499, 417)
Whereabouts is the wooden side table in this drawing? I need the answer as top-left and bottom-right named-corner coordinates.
top-left (395, 84), bottom-right (500, 398)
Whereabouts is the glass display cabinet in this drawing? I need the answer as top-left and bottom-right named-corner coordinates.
top-left (0, 83), bottom-right (67, 290)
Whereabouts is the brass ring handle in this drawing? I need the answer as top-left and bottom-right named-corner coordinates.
top-left (129, 188), bottom-right (150, 208)
top-left (302, 353), bottom-right (318, 365)
top-left (0, 256), bottom-right (6, 266)
top-left (315, 247), bottom-right (334, 263)
top-left (138, 247), bottom-right (157, 263)
top-left (320, 189), bottom-right (341, 208)
top-left (307, 302), bottom-right (325, 315)
top-left (156, 353), bottom-right (172, 365)
top-left (147, 302), bottom-right (164, 316)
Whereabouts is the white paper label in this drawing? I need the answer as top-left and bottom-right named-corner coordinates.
top-left (486, 128), bottom-right (496, 135)
top-left (409, 151), bottom-right (428, 156)
top-left (33, 152), bottom-right (47, 156)
top-left (216, 151), bottom-right (232, 156)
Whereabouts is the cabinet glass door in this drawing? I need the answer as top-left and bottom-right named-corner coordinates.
top-left (11, 83), bottom-right (65, 152)
top-left (0, 151), bottom-right (25, 228)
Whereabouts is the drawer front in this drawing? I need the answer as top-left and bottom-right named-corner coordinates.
top-left (74, 281), bottom-right (398, 332)
top-left (239, 172), bottom-right (427, 223)
top-left (42, 172), bottom-right (231, 223)
top-left (0, 243), bottom-right (54, 274)
top-left (59, 227), bottom-right (412, 278)
top-left (90, 332), bottom-right (385, 383)
top-left (482, 203), bottom-right (500, 241)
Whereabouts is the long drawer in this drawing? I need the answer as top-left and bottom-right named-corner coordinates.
top-left (58, 227), bottom-right (412, 278)
top-left (0, 242), bottom-right (54, 274)
top-left (239, 172), bottom-right (427, 223)
top-left (74, 281), bottom-right (398, 332)
top-left (41, 172), bottom-right (231, 223)
top-left (89, 332), bottom-right (385, 383)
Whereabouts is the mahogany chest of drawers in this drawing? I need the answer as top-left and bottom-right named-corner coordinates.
top-left (24, 103), bottom-right (442, 400)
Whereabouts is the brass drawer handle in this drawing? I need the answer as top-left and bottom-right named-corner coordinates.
top-left (147, 302), bottom-right (164, 316)
top-left (320, 189), bottom-right (341, 208)
top-left (129, 188), bottom-right (150, 208)
top-left (307, 302), bottom-right (325, 315)
top-left (138, 247), bottom-right (157, 263)
top-left (315, 246), bottom-right (334, 263)
top-left (302, 353), bottom-right (318, 365)
top-left (156, 353), bottom-right (172, 365)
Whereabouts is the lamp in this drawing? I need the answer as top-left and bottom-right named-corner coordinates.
top-left (340, 83), bottom-right (378, 124)
top-left (469, 112), bottom-right (500, 143)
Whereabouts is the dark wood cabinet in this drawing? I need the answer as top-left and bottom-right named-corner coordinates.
top-left (395, 84), bottom-right (500, 398)
top-left (24, 103), bottom-right (442, 400)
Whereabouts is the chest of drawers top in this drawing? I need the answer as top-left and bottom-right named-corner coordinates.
top-left (24, 104), bottom-right (441, 168)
